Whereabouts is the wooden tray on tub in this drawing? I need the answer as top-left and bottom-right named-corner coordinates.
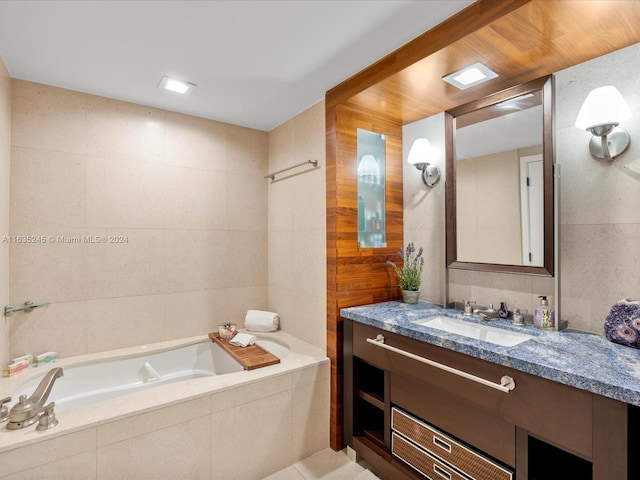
top-left (208, 332), bottom-right (280, 370)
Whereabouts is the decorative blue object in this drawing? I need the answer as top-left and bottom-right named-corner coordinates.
top-left (498, 302), bottom-right (509, 319)
top-left (604, 299), bottom-right (640, 349)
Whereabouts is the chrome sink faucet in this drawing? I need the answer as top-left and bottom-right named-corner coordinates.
top-left (473, 303), bottom-right (499, 321)
top-left (6, 367), bottom-right (63, 430)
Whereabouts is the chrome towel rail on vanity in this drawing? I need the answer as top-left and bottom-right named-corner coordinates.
top-left (366, 334), bottom-right (516, 393)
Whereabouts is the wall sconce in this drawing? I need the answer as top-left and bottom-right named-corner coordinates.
top-left (575, 85), bottom-right (631, 161)
top-left (407, 138), bottom-right (441, 187)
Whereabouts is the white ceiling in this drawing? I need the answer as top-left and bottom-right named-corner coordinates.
top-left (0, 0), bottom-right (474, 131)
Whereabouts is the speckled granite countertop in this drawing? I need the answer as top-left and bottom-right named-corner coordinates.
top-left (341, 301), bottom-right (640, 407)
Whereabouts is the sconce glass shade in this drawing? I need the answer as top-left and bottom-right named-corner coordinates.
top-left (575, 86), bottom-right (631, 161)
top-left (357, 154), bottom-right (380, 183)
top-left (575, 86), bottom-right (630, 130)
top-left (408, 138), bottom-right (441, 187)
top-left (407, 138), bottom-right (433, 165)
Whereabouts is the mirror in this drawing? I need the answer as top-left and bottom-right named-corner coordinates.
top-left (445, 76), bottom-right (554, 276)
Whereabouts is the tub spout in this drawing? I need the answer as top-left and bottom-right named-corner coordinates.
top-left (7, 367), bottom-right (63, 430)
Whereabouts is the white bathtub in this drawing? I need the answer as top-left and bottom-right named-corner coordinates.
top-left (0, 332), bottom-right (329, 479)
top-left (10, 336), bottom-right (290, 413)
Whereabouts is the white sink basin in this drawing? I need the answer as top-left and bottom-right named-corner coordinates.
top-left (414, 316), bottom-right (533, 347)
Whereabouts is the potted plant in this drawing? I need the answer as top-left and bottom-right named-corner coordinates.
top-left (387, 242), bottom-right (424, 304)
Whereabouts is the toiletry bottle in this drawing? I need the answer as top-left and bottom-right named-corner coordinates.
top-left (534, 295), bottom-right (555, 329)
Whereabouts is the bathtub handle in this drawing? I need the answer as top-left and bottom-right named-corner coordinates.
top-left (143, 362), bottom-right (162, 382)
top-left (0, 397), bottom-right (11, 422)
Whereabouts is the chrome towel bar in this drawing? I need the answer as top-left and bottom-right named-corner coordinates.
top-left (366, 334), bottom-right (515, 393)
top-left (4, 301), bottom-right (50, 316)
top-left (264, 159), bottom-right (318, 181)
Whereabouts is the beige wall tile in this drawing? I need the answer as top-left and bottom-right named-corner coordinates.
top-left (164, 165), bottom-right (228, 230)
top-left (292, 376), bottom-right (330, 461)
top-left (403, 113), bottom-right (446, 306)
top-left (164, 229), bottom-right (228, 292)
top-left (165, 111), bottom-right (227, 171)
top-left (9, 300), bottom-right (87, 359)
top-left (561, 224), bottom-right (640, 333)
top-left (97, 396), bottom-right (211, 447)
top-left (210, 390), bottom-right (293, 479)
top-left (226, 230), bottom-right (268, 288)
top-left (10, 227), bottom-right (87, 303)
top-left (0, 429), bottom-right (96, 477)
top-left (86, 95), bottom-right (164, 163)
top-left (226, 286), bottom-right (268, 326)
top-left (87, 295), bottom-right (166, 351)
top-left (97, 416), bottom-right (211, 480)
top-left (11, 80), bottom-right (87, 154)
top-left (10, 147), bottom-right (86, 231)
top-left (0, 55), bottom-right (11, 366)
top-left (227, 172), bottom-right (268, 231)
top-left (87, 155), bottom-right (166, 229)
top-left (164, 289), bottom-right (228, 338)
top-left (86, 229), bottom-right (164, 299)
top-left (228, 125), bottom-right (268, 175)
top-left (268, 180), bottom-right (296, 231)
top-left (265, 105), bottom-right (326, 351)
top-left (292, 292), bottom-right (326, 350)
top-left (234, 373), bottom-right (292, 406)
top-left (555, 42), bottom-right (640, 331)
top-left (1, 451), bottom-right (97, 480)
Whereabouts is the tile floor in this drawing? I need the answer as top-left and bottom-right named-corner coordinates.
top-left (263, 448), bottom-right (382, 480)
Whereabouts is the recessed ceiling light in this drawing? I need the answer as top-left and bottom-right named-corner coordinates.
top-left (158, 75), bottom-right (196, 94)
top-left (442, 62), bottom-right (498, 90)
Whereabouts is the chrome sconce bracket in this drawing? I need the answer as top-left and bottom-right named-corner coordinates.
top-left (412, 162), bottom-right (441, 187)
top-left (586, 124), bottom-right (630, 161)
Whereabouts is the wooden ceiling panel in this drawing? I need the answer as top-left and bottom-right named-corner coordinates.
top-left (331, 0), bottom-right (640, 126)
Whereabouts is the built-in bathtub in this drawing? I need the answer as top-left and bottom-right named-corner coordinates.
top-left (0, 331), bottom-right (329, 479)
top-left (10, 336), bottom-right (289, 413)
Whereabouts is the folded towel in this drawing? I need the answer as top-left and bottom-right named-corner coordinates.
top-left (245, 310), bottom-right (279, 332)
top-left (230, 333), bottom-right (257, 348)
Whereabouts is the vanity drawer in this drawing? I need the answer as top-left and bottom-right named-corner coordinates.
top-left (392, 433), bottom-right (467, 480)
top-left (392, 407), bottom-right (513, 480)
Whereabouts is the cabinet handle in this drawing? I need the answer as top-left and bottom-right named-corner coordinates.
top-left (366, 334), bottom-right (516, 393)
top-left (433, 436), bottom-right (451, 453)
top-left (433, 464), bottom-right (452, 480)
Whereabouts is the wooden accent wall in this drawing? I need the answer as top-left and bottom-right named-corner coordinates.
top-left (326, 101), bottom-right (403, 449)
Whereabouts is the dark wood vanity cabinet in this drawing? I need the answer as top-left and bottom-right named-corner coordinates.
top-left (343, 319), bottom-right (629, 480)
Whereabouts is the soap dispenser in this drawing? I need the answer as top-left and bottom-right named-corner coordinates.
top-left (534, 295), bottom-right (555, 329)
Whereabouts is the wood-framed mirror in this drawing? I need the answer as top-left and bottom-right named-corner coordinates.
top-left (445, 75), bottom-right (554, 276)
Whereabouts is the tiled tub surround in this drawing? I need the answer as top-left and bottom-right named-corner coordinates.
top-left (341, 301), bottom-right (640, 407)
top-left (0, 331), bottom-right (329, 479)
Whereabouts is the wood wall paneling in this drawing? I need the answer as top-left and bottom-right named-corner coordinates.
top-left (326, 101), bottom-right (403, 449)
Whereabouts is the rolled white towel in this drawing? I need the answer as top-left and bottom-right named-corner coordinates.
top-left (230, 333), bottom-right (257, 348)
top-left (244, 310), bottom-right (279, 332)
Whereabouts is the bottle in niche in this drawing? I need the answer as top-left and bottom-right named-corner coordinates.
top-left (534, 295), bottom-right (555, 329)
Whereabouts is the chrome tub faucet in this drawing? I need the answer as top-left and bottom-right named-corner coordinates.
top-left (6, 367), bottom-right (63, 430)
